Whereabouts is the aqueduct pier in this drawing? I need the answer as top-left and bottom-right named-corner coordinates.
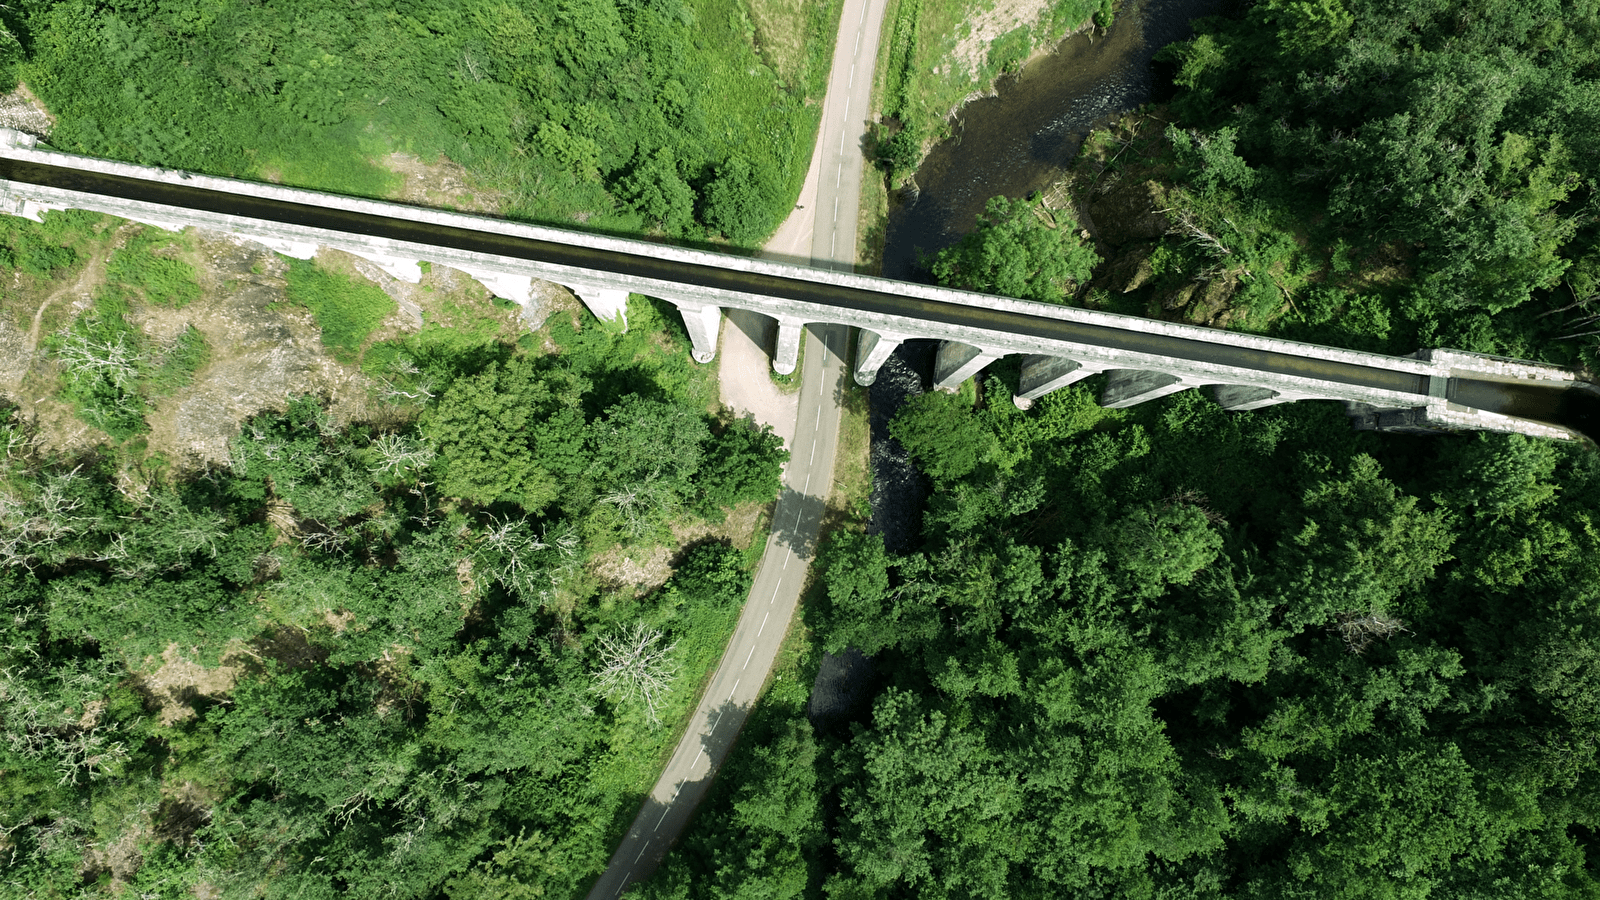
top-left (0, 129), bottom-right (1588, 442)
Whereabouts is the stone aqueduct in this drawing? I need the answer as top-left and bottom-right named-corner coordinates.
top-left (0, 129), bottom-right (1583, 442)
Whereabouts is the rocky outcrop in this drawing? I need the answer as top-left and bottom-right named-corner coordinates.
top-left (1103, 241), bottom-right (1158, 294)
top-left (1184, 275), bottom-right (1239, 326)
top-left (1089, 179), bottom-right (1171, 247)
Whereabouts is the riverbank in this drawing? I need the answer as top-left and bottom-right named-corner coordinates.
top-left (879, 0), bottom-right (1227, 278)
top-left (870, 0), bottom-right (1108, 188)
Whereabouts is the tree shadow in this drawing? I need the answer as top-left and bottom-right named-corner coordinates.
top-left (592, 697), bottom-right (752, 898)
top-left (767, 484), bottom-right (826, 561)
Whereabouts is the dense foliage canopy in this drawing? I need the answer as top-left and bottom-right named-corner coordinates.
top-left (0, 299), bottom-right (786, 898)
top-left (648, 377), bottom-right (1600, 899)
top-left (1148, 0), bottom-right (1600, 358)
top-left (929, 195), bottom-right (1101, 303)
top-left (643, 4), bottom-right (1600, 897)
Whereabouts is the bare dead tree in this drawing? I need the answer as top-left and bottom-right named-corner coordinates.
top-left (0, 468), bottom-right (91, 571)
top-left (1165, 206), bottom-right (1233, 259)
top-left (0, 661), bottom-right (132, 786)
top-left (478, 515), bottom-right (582, 602)
top-left (1166, 488), bottom-right (1228, 527)
top-left (299, 527), bottom-right (350, 556)
top-left (591, 623), bottom-right (677, 726)
top-left (598, 479), bottom-right (677, 543)
top-left (367, 433), bottom-right (435, 478)
top-left (52, 328), bottom-right (143, 387)
top-left (1329, 610), bottom-right (1411, 654)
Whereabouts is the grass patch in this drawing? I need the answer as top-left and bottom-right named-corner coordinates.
top-left (875, 0), bottom-right (1102, 177)
top-left (284, 257), bottom-right (397, 363)
top-left (748, 0), bottom-right (841, 92)
top-left (857, 155), bottom-right (892, 273)
top-left (830, 350), bottom-right (873, 524)
top-left (147, 325), bottom-right (211, 397)
top-left (0, 208), bottom-right (109, 280)
top-left (680, 0), bottom-right (835, 240)
top-left (104, 227), bottom-right (202, 308)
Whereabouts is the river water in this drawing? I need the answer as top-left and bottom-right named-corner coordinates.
top-left (882, 0), bottom-right (1230, 280)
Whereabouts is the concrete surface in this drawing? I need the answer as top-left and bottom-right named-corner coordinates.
top-left (718, 309), bottom-right (800, 447)
top-left (1, 120), bottom-right (1586, 443)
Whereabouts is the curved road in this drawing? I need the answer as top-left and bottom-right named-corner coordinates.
top-left (582, 0), bottom-right (886, 895)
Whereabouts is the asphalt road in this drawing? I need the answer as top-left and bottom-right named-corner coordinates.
top-left (581, 325), bottom-right (847, 900)
top-left (581, 0), bottom-right (882, 893)
top-left (810, 0), bottom-right (890, 269)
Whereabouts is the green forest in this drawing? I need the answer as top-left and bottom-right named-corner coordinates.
top-left (650, 381), bottom-right (1600, 900)
top-left (2, 0), bottom-right (838, 244)
top-left (642, 2), bottom-right (1600, 899)
top-left (4, 0), bottom-right (1600, 897)
top-left (1, 280), bottom-right (788, 896)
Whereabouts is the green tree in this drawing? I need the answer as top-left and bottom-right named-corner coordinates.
top-left (887, 390), bottom-right (999, 484)
top-left (700, 155), bottom-right (778, 245)
top-left (929, 195), bottom-right (1100, 303)
top-left (422, 360), bottom-right (585, 511)
top-left (694, 420), bottom-right (787, 514)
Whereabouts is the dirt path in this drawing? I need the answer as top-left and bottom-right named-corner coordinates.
top-left (2, 238), bottom-right (116, 397)
top-left (717, 309), bottom-right (800, 446)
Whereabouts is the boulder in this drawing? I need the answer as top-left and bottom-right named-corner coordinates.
top-left (1185, 275), bottom-right (1238, 325)
top-left (1157, 282), bottom-right (1198, 310)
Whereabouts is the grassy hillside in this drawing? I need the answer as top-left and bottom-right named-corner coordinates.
top-left (12, 0), bottom-right (839, 245)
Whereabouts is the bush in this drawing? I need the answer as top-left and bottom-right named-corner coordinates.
top-left (50, 294), bottom-right (148, 439)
